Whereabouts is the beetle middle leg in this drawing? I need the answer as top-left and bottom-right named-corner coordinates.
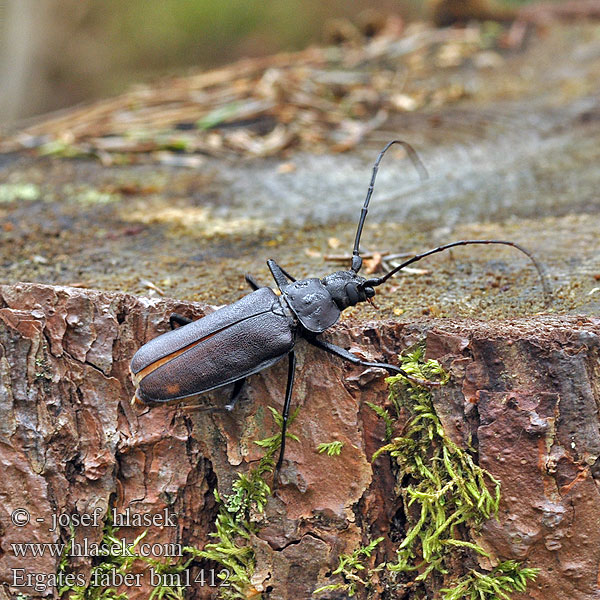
top-left (307, 336), bottom-right (442, 388)
top-left (245, 274), bottom-right (262, 290)
top-left (274, 350), bottom-right (296, 487)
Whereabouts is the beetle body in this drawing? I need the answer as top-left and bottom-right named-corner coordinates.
top-left (131, 286), bottom-right (297, 403)
top-left (131, 268), bottom-right (375, 403)
top-left (130, 140), bottom-right (549, 482)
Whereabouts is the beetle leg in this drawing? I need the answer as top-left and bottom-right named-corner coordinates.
top-left (279, 265), bottom-right (296, 282)
top-left (267, 259), bottom-right (296, 290)
top-left (244, 274), bottom-right (262, 290)
top-left (274, 350), bottom-right (296, 487)
top-left (169, 313), bottom-right (193, 329)
top-left (225, 377), bottom-right (246, 411)
top-left (178, 379), bottom-right (247, 414)
top-left (307, 336), bottom-right (442, 388)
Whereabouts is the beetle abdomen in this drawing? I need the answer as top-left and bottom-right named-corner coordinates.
top-left (131, 288), bottom-right (297, 403)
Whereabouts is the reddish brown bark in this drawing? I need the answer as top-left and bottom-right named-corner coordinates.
top-left (1, 283), bottom-right (599, 599)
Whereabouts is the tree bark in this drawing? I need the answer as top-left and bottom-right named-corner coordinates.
top-left (1, 282), bottom-right (599, 599)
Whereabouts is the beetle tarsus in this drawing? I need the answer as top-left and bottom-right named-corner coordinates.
top-left (225, 377), bottom-right (246, 411)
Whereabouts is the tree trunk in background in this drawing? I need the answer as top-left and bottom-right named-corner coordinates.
top-left (1, 282), bottom-right (599, 599)
top-left (0, 0), bottom-right (42, 123)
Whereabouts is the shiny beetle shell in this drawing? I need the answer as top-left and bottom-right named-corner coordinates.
top-left (131, 287), bottom-right (297, 403)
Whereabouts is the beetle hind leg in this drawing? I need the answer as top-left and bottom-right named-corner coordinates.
top-left (178, 379), bottom-right (247, 414)
top-left (307, 336), bottom-right (442, 388)
top-left (169, 313), bottom-right (193, 329)
top-left (225, 378), bottom-right (246, 411)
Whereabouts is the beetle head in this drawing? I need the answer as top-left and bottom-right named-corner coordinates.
top-left (321, 270), bottom-right (374, 310)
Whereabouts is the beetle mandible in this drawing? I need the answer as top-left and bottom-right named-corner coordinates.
top-left (130, 140), bottom-right (549, 482)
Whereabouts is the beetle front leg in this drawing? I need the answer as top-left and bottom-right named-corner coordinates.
top-left (267, 259), bottom-right (297, 290)
top-left (307, 336), bottom-right (442, 388)
top-left (274, 350), bottom-right (296, 487)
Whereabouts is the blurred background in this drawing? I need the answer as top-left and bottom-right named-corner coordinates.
top-left (0, 0), bottom-right (534, 126)
top-left (2, 0), bottom-right (597, 316)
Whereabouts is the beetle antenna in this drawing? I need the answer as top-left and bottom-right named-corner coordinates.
top-left (351, 140), bottom-right (428, 273)
top-left (362, 239), bottom-right (552, 307)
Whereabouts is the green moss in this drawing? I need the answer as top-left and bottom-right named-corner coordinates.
top-left (58, 352), bottom-right (537, 600)
top-left (365, 401), bottom-right (394, 440)
top-left (253, 405), bottom-right (300, 457)
top-left (58, 512), bottom-right (192, 600)
top-left (369, 348), bottom-right (538, 598)
top-left (185, 404), bottom-right (300, 599)
top-left (441, 560), bottom-right (540, 600)
top-left (313, 537), bottom-right (384, 597)
top-left (58, 515), bottom-right (143, 600)
top-left (316, 440), bottom-right (344, 456)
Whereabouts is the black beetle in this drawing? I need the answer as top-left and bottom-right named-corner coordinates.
top-left (130, 140), bottom-right (549, 482)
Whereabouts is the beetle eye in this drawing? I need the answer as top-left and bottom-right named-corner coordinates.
top-left (365, 287), bottom-right (375, 299)
top-left (345, 283), bottom-right (360, 306)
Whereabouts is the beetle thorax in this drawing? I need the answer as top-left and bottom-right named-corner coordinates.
top-left (321, 270), bottom-right (374, 310)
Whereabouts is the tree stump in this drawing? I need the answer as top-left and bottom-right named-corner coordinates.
top-left (1, 283), bottom-right (599, 599)
top-left (2, 15), bottom-right (600, 600)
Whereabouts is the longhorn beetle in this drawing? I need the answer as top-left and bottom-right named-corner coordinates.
top-left (130, 140), bottom-right (549, 484)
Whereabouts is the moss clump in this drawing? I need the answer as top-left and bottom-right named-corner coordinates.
top-left (313, 537), bottom-right (384, 597)
top-left (187, 404), bottom-right (300, 599)
top-left (373, 348), bottom-right (538, 598)
top-left (316, 440), bottom-right (344, 456)
top-left (441, 560), bottom-right (540, 600)
top-left (58, 516), bottom-right (145, 600)
top-left (57, 445), bottom-right (284, 600)
top-left (186, 458), bottom-right (272, 599)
